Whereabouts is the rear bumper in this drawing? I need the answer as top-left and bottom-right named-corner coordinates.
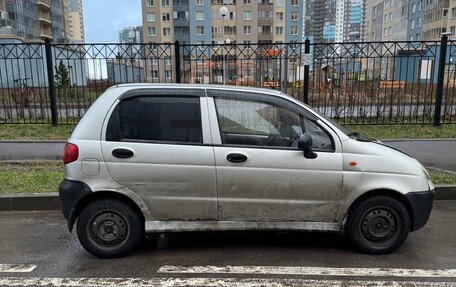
top-left (406, 190), bottom-right (435, 232)
top-left (59, 179), bottom-right (92, 230)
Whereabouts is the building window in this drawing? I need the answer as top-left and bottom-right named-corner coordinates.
top-left (275, 26), bottom-right (283, 35)
top-left (243, 11), bottom-right (252, 20)
top-left (146, 0), bottom-right (154, 7)
top-left (165, 70), bottom-right (172, 79)
top-left (146, 13), bottom-right (155, 22)
top-left (290, 12), bottom-right (299, 21)
top-left (196, 11), bottom-right (204, 20)
top-left (151, 70), bottom-right (159, 79)
top-left (243, 25), bottom-right (251, 35)
top-left (418, 1), bottom-right (422, 11)
top-left (276, 12), bottom-right (283, 21)
top-left (444, 9), bottom-right (448, 17)
top-left (290, 26), bottom-right (298, 35)
top-left (165, 58), bottom-right (172, 65)
top-left (412, 3), bottom-right (416, 13)
top-left (147, 27), bottom-right (156, 36)
top-left (417, 17), bottom-right (422, 27)
top-left (291, 0), bottom-right (298, 6)
top-left (163, 27), bottom-right (171, 36)
top-left (243, 0), bottom-right (251, 4)
top-left (162, 0), bottom-right (170, 6)
top-left (196, 26), bottom-right (204, 35)
top-left (162, 13), bottom-right (170, 21)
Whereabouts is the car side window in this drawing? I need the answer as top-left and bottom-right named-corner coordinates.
top-left (214, 97), bottom-right (303, 148)
top-left (303, 118), bottom-right (334, 151)
top-left (106, 96), bottom-right (203, 143)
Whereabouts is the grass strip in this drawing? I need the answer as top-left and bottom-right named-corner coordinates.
top-left (349, 124), bottom-right (456, 140)
top-left (0, 161), bottom-right (63, 194)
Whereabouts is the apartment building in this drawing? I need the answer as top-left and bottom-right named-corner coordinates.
top-left (0, 0), bottom-right (69, 43)
top-left (303, 0), bottom-right (337, 43)
top-left (66, 0), bottom-right (84, 43)
top-left (142, 0), bottom-right (305, 45)
top-left (341, 0), bottom-right (366, 42)
top-left (407, 0), bottom-right (423, 41)
top-left (141, 0), bottom-right (306, 82)
top-left (449, 0), bottom-right (456, 37)
top-left (422, 0), bottom-right (449, 41)
top-left (364, 0), bottom-right (384, 41)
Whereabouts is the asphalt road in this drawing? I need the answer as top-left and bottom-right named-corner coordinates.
top-left (1, 139), bottom-right (454, 172)
top-left (0, 201), bottom-right (455, 286)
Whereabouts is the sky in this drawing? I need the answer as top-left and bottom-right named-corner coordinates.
top-left (82, 0), bottom-right (142, 43)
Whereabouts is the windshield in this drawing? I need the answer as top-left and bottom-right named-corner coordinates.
top-left (310, 108), bottom-right (352, 136)
top-left (305, 106), bottom-right (374, 142)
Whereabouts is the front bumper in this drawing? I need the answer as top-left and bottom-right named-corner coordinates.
top-left (59, 179), bottom-right (92, 230)
top-left (406, 190), bottom-right (435, 232)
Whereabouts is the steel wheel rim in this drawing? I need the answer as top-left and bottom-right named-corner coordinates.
top-left (87, 210), bottom-right (130, 250)
top-left (359, 205), bottom-right (401, 247)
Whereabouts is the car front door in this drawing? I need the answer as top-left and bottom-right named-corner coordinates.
top-left (207, 89), bottom-right (343, 223)
top-left (101, 89), bottom-right (217, 220)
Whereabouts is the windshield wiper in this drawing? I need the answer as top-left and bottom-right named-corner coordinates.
top-left (348, 131), bottom-right (374, 142)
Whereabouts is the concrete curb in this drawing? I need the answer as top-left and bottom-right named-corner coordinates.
top-left (0, 192), bottom-right (61, 211)
top-left (0, 186), bottom-right (455, 212)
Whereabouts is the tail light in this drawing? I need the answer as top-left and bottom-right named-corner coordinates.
top-left (63, 142), bottom-right (79, 164)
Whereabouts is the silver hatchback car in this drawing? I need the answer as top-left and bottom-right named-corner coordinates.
top-left (59, 84), bottom-right (434, 258)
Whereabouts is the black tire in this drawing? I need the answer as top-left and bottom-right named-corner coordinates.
top-left (345, 196), bottom-right (410, 254)
top-left (76, 199), bottom-right (143, 258)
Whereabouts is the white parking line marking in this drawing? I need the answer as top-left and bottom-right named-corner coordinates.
top-left (0, 264), bottom-right (36, 273)
top-left (158, 265), bottom-right (456, 278)
top-left (0, 277), bottom-right (454, 287)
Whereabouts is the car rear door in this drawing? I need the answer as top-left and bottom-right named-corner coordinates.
top-left (207, 89), bottom-right (343, 223)
top-left (101, 88), bottom-right (217, 220)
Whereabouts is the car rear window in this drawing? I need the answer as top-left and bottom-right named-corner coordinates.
top-left (106, 96), bottom-right (203, 143)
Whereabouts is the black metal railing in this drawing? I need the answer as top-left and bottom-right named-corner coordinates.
top-left (0, 37), bottom-right (455, 125)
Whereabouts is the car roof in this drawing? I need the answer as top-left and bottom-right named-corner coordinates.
top-left (112, 83), bottom-right (285, 97)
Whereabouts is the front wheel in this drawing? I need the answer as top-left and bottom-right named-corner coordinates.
top-left (76, 199), bottom-right (143, 258)
top-left (345, 196), bottom-right (410, 254)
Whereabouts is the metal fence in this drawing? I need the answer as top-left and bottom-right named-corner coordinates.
top-left (0, 37), bottom-right (455, 125)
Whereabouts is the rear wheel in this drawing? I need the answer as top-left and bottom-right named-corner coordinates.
top-left (76, 199), bottom-right (143, 258)
top-left (345, 196), bottom-right (410, 254)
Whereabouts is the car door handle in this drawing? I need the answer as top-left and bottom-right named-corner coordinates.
top-left (112, 148), bottom-right (134, 159)
top-left (227, 153), bottom-right (247, 163)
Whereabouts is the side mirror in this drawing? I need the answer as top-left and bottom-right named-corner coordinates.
top-left (298, 134), bottom-right (318, 159)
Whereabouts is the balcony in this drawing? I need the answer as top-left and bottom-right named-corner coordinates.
top-left (37, 0), bottom-right (51, 9)
top-left (38, 12), bottom-right (52, 24)
top-left (39, 26), bottom-right (53, 39)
